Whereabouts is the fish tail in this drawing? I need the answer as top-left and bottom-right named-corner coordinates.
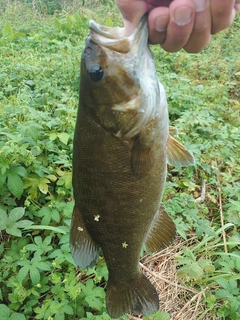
top-left (106, 274), bottom-right (159, 318)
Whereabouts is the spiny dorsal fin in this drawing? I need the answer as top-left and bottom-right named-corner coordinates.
top-left (167, 134), bottom-right (195, 167)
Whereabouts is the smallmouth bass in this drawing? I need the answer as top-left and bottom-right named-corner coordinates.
top-left (70, 15), bottom-right (194, 318)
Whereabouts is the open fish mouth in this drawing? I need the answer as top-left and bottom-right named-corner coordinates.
top-left (88, 14), bottom-right (149, 53)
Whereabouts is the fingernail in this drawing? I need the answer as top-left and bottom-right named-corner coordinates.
top-left (155, 15), bottom-right (169, 32)
top-left (192, 0), bottom-right (207, 12)
top-left (174, 6), bottom-right (192, 26)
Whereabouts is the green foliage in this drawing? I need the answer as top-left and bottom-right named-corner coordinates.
top-left (0, 2), bottom-right (239, 319)
top-left (0, 207), bottom-right (33, 237)
top-left (1, 22), bottom-right (26, 40)
top-left (0, 304), bottom-right (26, 320)
top-left (215, 278), bottom-right (240, 319)
top-left (143, 311), bottom-right (170, 320)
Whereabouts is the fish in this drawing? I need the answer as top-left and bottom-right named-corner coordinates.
top-left (70, 14), bottom-right (194, 318)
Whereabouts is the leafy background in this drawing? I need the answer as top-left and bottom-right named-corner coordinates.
top-left (0, 1), bottom-right (239, 319)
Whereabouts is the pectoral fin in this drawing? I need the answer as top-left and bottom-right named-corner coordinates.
top-left (70, 206), bottom-right (99, 269)
top-left (167, 134), bottom-right (195, 167)
top-left (145, 205), bottom-right (176, 252)
top-left (131, 133), bottom-right (155, 178)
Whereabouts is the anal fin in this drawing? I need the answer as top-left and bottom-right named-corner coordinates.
top-left (167, 134), bottom-right (195, 167)
top-left (70, 206), bottom-right (99, 269)
top-left (145, 205), bottom-right (176, 252)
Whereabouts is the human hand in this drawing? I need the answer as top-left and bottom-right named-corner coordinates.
top-left (116, 0), bottom-right (240, 53)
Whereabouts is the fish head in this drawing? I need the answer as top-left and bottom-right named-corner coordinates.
top-left (80, 15), bottom-right (161, 139)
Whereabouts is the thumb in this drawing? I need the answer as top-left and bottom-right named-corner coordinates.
top-left (116, 0), bottom-right (148, 35)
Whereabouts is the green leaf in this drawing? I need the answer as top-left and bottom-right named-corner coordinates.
top-left (0, 209), bottom-right (8, 230)
top-left (25, 243), bottom-right (39, 251)
top-left (177, 261), bottom-right (204, 280)
top-left (13, 32), bottom-right (26, 40)
top-left (56, 303), bottom-right (73, 316)
top-left (36, 261), bottom-right (51, 271)
top-left (10, 165), bottom-right (27, 177)
top-left (2, 22), bottom-right (14, 40)
top-left (16, 220), bottom-right (33, 228)
top-left (9, 207), bottom-right (25, 221)
top-left (10, 313), bottom-right (26, 320)
top-left (194, 218), bottom-right (215, 238)
top-left (18, 266), bottom-right (29, 282)
top-left (26, 225), bottom-right (66, 234)
top-left (63, 201), bottom-right (74, 218)
top-left (57, 171), bottom-right (72, 189)
top-left (54, 18), bottom-right (62, 31)
top-left (216, 288), bottom-right (229, 299)
top-left (228, 232), bottom-right (240, 249)
top-left (38, 178), bottom-right (50, 194)
top-left (7, 173), bottom-right (24, 199)
top-left (49, 132), bottom-right (57, 141)
top-left (30, 267), bottom-right (40, 285)
top-left (57, 132), bottom-right (69, 145)
top-left (216, 277), bottom-right (229, 290)
top-left (229, 199), bottom-right (240, 211)
top-left (105, 17), bottom-right (113, 27)
top-left (6, 226), bottom-right (22, 237)
top-left (143, 310), bottom-right (170, 320)
top-left (198, 259), bottom-right (215, 273)
top-left (83, 279), bottom-right (105, 310)
top-left (0, 304), bottom-right (10, 320)
top-left (0, 157), bottom-right (10, 175)
top-left (23, 175), bottom-right (50, 198)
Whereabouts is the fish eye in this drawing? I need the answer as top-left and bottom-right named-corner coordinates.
top-left (88, 64), bottom-right (104, 82)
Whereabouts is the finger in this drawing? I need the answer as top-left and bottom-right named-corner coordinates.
top-left (160, 0), bottom-right (196, 52)
top-left (148, 7), bottom-right (170, 45)
top-left (115, 0), bottom-right (147, 23)
top-left (184, 0), bottom-right (212, 53)
top-left (235, 0), bottom-right (240, 12)
top-left (116, 0), bottom-right (148, 35)
top-left (210, 0), bottom-right (236, 34)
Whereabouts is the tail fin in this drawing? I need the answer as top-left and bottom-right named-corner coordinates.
top-left (106, 274), bottom-right (159, 318)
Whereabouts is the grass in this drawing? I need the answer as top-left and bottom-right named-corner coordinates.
top-left (0, 1), bottom-right (239, 319)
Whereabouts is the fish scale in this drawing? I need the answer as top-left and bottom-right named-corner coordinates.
top-left (70, 14), bottom-right (194, 318)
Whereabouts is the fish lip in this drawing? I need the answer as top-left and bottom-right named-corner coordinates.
top-left (89, 20), bottom-right (124, 39)
top-left (88, 14), bottom-right (148, 51)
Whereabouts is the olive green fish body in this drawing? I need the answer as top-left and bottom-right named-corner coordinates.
top-left (71, 15), bottom-right (194, 318)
